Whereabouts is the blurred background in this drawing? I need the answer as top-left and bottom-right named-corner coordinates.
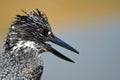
top-left (0, 0), bottom-right (120, 80)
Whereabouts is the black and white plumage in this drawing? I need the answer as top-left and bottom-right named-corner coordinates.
top-left (0, 9), bottom-right (79, 80)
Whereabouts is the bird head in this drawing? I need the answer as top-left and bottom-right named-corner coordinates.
top-left (5, 9), bottom-right (79, 63)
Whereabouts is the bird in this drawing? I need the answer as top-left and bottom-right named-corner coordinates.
top-left (0, 9), bottom-right (79, 80)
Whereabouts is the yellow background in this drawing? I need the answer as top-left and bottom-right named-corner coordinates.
top-left (0, 0), bottom-right (119, 36)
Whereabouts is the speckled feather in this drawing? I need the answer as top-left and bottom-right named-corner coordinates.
top-left (0, 8), bottom-right (79, 80)
top-left (0, 9), bottom-right (50, 80)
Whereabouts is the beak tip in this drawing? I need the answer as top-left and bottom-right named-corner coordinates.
top-left (68, 59), bottom-right (75, 63)
top-left (73, 49), bottom-right (80, 54)
top-left (77, 51), bottom-right (80, 54)
top-left (72, 61), bottom-right (75, 63)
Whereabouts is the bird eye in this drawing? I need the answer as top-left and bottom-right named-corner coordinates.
top-left (41, 29), bottom-right (48, 36)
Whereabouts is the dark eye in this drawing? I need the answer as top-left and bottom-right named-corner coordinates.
top-left (41, 29), bottom-right (48, 36)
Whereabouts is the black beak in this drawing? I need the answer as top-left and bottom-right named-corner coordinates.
top-left (45, 35), bottom-right (79, 63)
top-left (45, 45), bottom-right (75, 63)
top-left (50, 36), bottom-right (79, 54)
